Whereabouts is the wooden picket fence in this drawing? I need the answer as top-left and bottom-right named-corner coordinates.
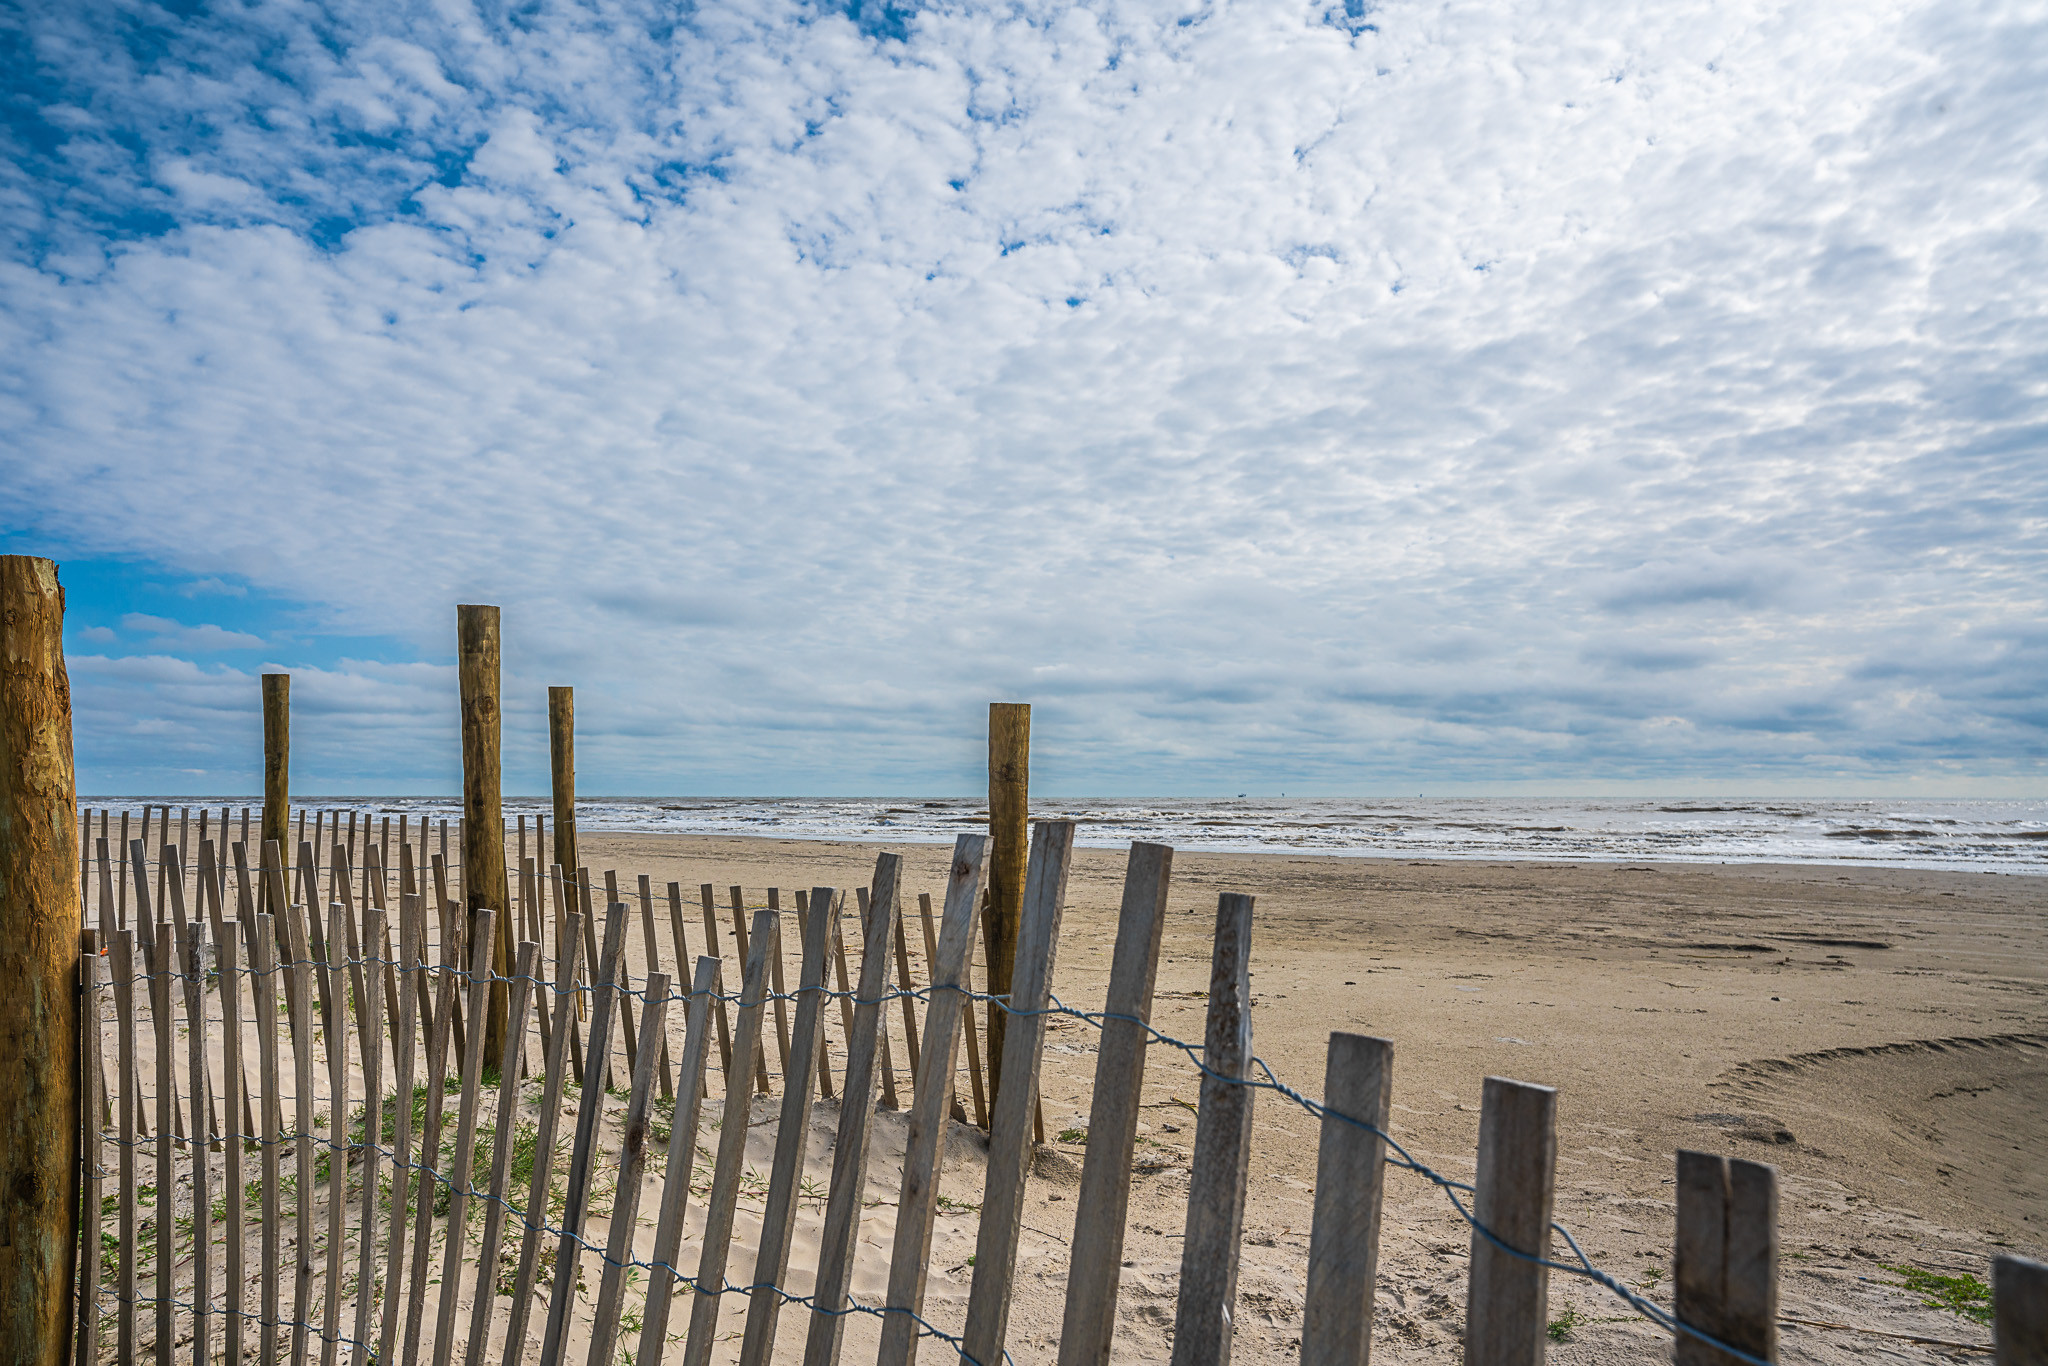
top-left (72, 808), bottom-right (2048, 1366)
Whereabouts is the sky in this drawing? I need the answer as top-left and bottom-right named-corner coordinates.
top-left (3, 0), bottom-right (2044, 799)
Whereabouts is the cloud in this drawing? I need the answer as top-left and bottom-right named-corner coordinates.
top-left (4, 0), bottom-right (2045, 793)
top-left (119, 614), bottom-right (266, 652)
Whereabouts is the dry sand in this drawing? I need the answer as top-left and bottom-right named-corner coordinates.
top-left (99, 833), bottom-right (2047, 1364)
top-left (571, 832), bottom-right (2046, 1364)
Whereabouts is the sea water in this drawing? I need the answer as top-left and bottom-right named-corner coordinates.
top-left (77, 795), bottom-right (2048, 873)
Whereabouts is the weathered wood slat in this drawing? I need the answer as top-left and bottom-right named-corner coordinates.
top-left (1169, 892), bottom-right (1257, 1366)
top-left (680, 908), bottom-right (777, 1366)
top-left (462, 938), bottom-right (538, 1366)
top-left (287, 906), bottom-right (317, 1366)
top-left (536, 900), bottom-right (633, 1365)
top-left (635, 954), bottom-right (721, 1366)
top-left (251, 916), bottom-right (285, 1366)
top-left (1056, 841), bottom-right (1175, 1366)
top-left (765, 886), bottom-right (795, 1092)
top-left (147, 890), bottom-right (175, 1366)
top-left (916, 892), bottom-right (968, 1127)
top-left (1675, 1151), bottom-right (1777, 1366)
top-left (500, 914), bottom-right (585, 1366)
top-left (349, 908), bottom-right (387, 1366)
top-left (801, 869), bottom-right (892, 1366)
top-left (873, 839), bottom-right (988, 1366)
top-left (639, 874), bottom-right (676, 1096)
top-left (431, 910), bottom-right (498, 1366)
top-left (587, 969), bottom-right (673, 1366)
top-left (112, 929), bottom-right (139, 1362)
top-left (181, 922), bottom-right (214, 1366)
top-left (731, 886), bottom-right (773, 1093)
top-left (1464, 1077), bottom-right (1557, 1366)
top-left (740, 896), bottom-right (833, 1366)
top-left (76, 931), bottom-right (103, 1366)
top-left (376, 896), bottom-right (424, 1366)
top-left (1300, 1034), bottom-right (1394, 1366)
top-left (891, 891), bottom-right (922, 1091)
top-left (401, 909), bottom-right (462, 1366)
top-left (857, 887), bottom-right (899, 1112)
top-left (319, 901), bottom-right (352, 1366)
top-left (698, 883), bottom-right (736, 1080)
top-left (963, 820), bottom-right (1078, 1365)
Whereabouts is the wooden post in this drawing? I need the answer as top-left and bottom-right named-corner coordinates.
top-left (963, 819), bottom-right (1076, 1366)
top-left (1301, 1034), bottom-right (1395, 1366)
top-left (1465, 1077), bottom-right (1558, 1366)
top-left (0, 554), bottom-right (81, 1366)
top-left (1675, 1151), bottom-right (1777, 1366)
top-left (260, 674), bottom-right (289, 912)
top-left (457, 605), bottom-right (512, 1067)
top-left (1058, 842), bottom-right (1175, 1366)
top-left (984, 701), bottom-right (1029, 1110)
top-left (1170, 892), bottom-right (1257, 1366)
top-left (1995, 1255), bottom-right (2048, 1366)
top-left (548, 687), bottom-right (576, 878)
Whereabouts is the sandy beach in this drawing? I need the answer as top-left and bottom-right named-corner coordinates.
top-left (569, 831), bottom-right (2047, 1362)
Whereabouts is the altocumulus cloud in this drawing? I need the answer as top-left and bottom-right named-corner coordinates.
top-left (2, 0), bottom-right (2043, 795)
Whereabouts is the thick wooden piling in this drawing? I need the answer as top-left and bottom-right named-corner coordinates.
top-left (985, 700), bottom-right (1029, 1107)
top-left (0, 554), bottom-right (81, 1366)
top-left (260, 673), bottom-right (289, 911)
top-left (458, 604), bottom-right (512, 1063)
top-left (548, 686), bottom-right (577, 877)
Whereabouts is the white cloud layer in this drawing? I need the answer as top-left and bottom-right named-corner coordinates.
top-left (4, 0), bottom-right (2044, 793)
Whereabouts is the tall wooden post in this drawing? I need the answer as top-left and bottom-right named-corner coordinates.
top-left (985, 701), bottom-right (1029, 1108)
top-left (458, 605), bottom-right (511, 1064)
top-left (0, 554), bottom-right (81, 1366)
top-left (548, 686), bottom-right (577, 878)
top-left (260, 673), bottom-right (289, 912)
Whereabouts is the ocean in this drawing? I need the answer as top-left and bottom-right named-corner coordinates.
top-left (76, 795), bottom-right (2048, 873)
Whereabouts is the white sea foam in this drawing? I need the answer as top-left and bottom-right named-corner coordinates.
top-left (78, 795), bottom-right (2048, 873)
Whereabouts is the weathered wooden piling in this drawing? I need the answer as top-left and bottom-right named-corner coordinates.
top-left (260, 672), bottom-right (289, 912)
top-left (458, 604), bottom-right (512, 1062)
top-left (985, 700), bottom-right (1029, 1106)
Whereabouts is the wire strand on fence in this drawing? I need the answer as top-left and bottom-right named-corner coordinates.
top-left (91, 945), bottom-right (1779, 1366)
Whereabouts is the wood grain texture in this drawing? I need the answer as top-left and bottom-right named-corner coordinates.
top-left (983, 702), bottom-right (1029, 1107)
top-left (1057, 841), bottom-right (1175, 1366)
top-left (258, 677), bottom-right (289, 915)
top-left (682, 906), bottom-right (778, 1366)
top-left (588, 969), bottom-right (672, 1366)
top-left (698, 884), bottom-right (735, 1080)
top-left (741, 900), bottom-right (829, 1366)
top-left (874, 839), bottom-right (987, 1366)
top-left (0, 555), bottom-right (80, 1366)
top-left (801, 876), bottom-right (890, 1366)
top-left (1464, 1077), bottom-right (1557, 1366)
top-left (500, 916), bottom-right (584, 1366)
top-left (457, 605), bottom-right (511, 1065)
top-left (1674, 1151), bottom-right (1777, 1366)
top-left (536, 900), bottom-right (633, 1366)
top-left (1170, 892), bottom-right (1257, 1366)
top-left (1301, 1034), bottom-right (1394, 1366)
top-left (636, 954), bottom-right (721, 1366)
top-left (431, 912), bottom-right (497, 1366)
top-left (963, 819), bottom-right (1076, 1366)
top-left (1996, 1255), bottom-right (2048, 1366)
top-left (547, 686), bottom-right (577, 877)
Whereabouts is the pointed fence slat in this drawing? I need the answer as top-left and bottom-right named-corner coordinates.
top-left (681, 907), bottom-right (778, 1366)
top-left (638, 875), bottom-right (675, 1097)
top-left (537, 899), bottom-right (633, 1366)
top-left (321, 901), bottom-right (352, 1366)
top-left (1056, 841), bottom-right (1175, 1366)
top-left (802, 868), bottom-right (892, 1366)
top-left (765, 888), bottom-right (796, 1092)
top-left (464, 939), bottom-right (539, 1366)
top-left (219, 922), bottom-right (249, 1366)
top-left (1300, 1034), bottom-right (1394, 1366)
top-left (636, 954), bottom-right (721, 1366)
top-left (251, 916), bottom-right (285, 1366)
top-left (181, 922), bottom-right (214, 1366)
top-left (402, 909), bottom-right (463, 1366)
top-left (588, 969), bottom-right (673, 1366)
top-left (351, 908), bottom-right (388, 1366)
top-left (431, 910), bottom-right (498, 1366)
top-left (740, 897), bottom-right (833, 1366)
top-left (1170, 892), bottom-right (1258, 1366)
top-left (502, 913), bottom-right (585, 1366)
top-left (961, 820), bottom-right (1078, 1365)
top-left (730, 886), bottom-right (773, 1094)
top-left (873, 839), bottom-right (988, 1366)
top-left (1464, 1077), bottom-right (1557, 1366)
top-left (377, 896), bottom-right (425, 1366)
top-left (288, 905), bottom-right (319, 1366)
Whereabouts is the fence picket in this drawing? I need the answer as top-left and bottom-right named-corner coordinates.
top-left (464, 939), bottom-right (540, 1366)
top-left (1301, 1034), bottom-right (1394, 1366)
top-left (740, 897), bottom-right (832, 1366)
top-left (1464, 1077), bottom-right (1557, 1366)
top-left (587, 969), bottom-right (672, 1366)
top-left (1675, 1151), bottom-right (1777, 1366)
top-left (638, 874), bottom-right (675, 1096)
top-left (181, 921), bottom-right (214, 1366)
top-left (77, 931), bottom-right (103, 1366)
top-left (502, 914), bottom-right (586, 1366)
top-left (1057, 841), bottom-right (1175, 1366)
top-left (698, 883), bottom-right (736, 1081)
top-left (403, 909), bottom-right (463, 1366)
top-left (251, 916), bottom-right (285, 1366)
top-left (873, 839), bottom-right (988, 1366)
top-left (857, 887), bottom-right (899, 1112)
top-left (321, 901), bottom-right (353, 1366)
top-left (962, 820), bottom-right (1078, 1365)
top-left (430, 910), bottom-right (498, 1366)
top-left (1169, 892), bottom-right (1257, 1366)
top-left (377, 896), bottom-right (425, 1366)
top-left (351, 908), bottom-right (388, 1366)
top-left (112, 928), bottom-right (138, 1361)
top-left (148, 894), bottom-right (175, 1366)
top-left (636, 954), bottom-right (721, 1366)
top-left (801, 873), bottom-right (890, 1366)
top-left (537, 900), bottom-right (633, 1366)
top-left (730, 886), bottom-right (773, 1094)
top-left (681, 906), bottom-right (777, 1366)
top-left (764, 887), bottom-right (795, 1092)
